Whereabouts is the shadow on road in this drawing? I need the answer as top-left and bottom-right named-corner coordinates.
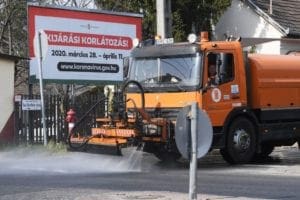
top-left (149, 146), bottom-right (300, 171)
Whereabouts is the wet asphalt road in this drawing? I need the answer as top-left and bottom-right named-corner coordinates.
top-left (0, 146), bottom-right (300, 200)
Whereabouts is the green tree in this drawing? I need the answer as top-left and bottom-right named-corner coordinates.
top-left (172, 0), bottom-right (231, 41)
top-left (94, 0), bottom-right (155, 39)
top-left (94, 0), bottom-right (231, 41)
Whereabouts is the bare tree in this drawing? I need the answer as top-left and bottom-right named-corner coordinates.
top-left (0, 0), bottom-right (26, 55)
top-left (0, 1), bottom-right (30, 95)
top-left (38, 0), bottom-right (94, 7)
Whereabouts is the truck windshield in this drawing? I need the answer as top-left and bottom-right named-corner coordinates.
top-left (128, 53), bottom-right (201, 91)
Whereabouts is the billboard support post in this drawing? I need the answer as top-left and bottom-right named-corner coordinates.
top-left (36, 30), bottom-right (47, 146)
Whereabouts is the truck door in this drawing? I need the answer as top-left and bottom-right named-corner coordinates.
top-left (203, 51), bottom-right (240, 126)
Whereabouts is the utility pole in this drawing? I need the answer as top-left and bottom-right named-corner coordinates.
top-left (156, 0), bottom-right (172, 39)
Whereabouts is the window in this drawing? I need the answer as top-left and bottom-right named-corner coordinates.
top-left (206, 52), bottom-right (234, 85)
top-left (129, 54), bottom-right (201, 87)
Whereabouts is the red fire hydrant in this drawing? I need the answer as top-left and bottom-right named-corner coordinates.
top-left (66, 108), bottom-right (77, 135)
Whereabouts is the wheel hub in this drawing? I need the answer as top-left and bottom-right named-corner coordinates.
top-left (233, 129), bottom-right (250, 151)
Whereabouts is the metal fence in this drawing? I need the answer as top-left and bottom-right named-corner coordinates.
top-left (14, 92), bottom-right (105, 145)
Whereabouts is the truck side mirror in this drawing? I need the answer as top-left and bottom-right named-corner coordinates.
top-left (202, 79), bottom-right (215, 94)
top-left (202, 84), bottom-right (209, 94)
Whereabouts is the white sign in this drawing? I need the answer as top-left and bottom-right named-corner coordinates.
top-left (14, 95), bottom-right (22, 102)
top-left (28, 5), bottom-right (142, 83)
top-left (22, 99), bottom-right (42, 110)
top-left (231, 84), bottom-right (239, 94)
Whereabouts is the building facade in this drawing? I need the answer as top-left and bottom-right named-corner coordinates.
top-left (215, 0), bottom-right (300, 54)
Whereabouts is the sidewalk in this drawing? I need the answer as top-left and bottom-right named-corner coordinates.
top-left (75, 191), bottom-right (271, 200)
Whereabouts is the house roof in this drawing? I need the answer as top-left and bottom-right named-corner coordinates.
top-left (252, 0), bottom-right (300, 38)
top-left (0, 53), bottom-right (21, 62)
top-left (0, 53), bottom-right (28, 62)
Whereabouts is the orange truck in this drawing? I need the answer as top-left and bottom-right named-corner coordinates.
top-left (69, 32), bottom-right (300, 164)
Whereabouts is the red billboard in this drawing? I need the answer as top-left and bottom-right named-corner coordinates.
top-left (28, 5), bottom-right (142, 83)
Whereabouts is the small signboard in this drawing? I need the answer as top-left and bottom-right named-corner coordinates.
top-left (22, 99), bottom-right (42, 111)
top-left (14, 95), bottom-right (22, 102)
top-left (27, 4), bottom-right (142, 84)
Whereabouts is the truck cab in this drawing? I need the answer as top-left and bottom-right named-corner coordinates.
top-left (124, 33), bottom-right (255, 163)
top-left (123, 32), bottom-right (300, 164)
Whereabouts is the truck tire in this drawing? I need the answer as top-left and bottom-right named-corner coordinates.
top-left (221, 117), bottom-right (256, 164)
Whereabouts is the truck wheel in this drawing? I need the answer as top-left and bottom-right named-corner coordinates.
top-left (221, 117), bottom-right (256, 164)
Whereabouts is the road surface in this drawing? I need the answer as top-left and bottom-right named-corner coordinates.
top-left (0, 145), bottom-right (300, 200)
